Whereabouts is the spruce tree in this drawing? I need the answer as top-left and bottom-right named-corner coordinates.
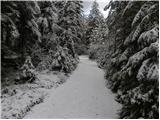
top-left (1, 1), bottom-right (41, 63)
top-left (17, 1), bottom-right (41, 62)
top-left (85, 0), bottom-right (104, 45)
top-left (31, 1), bottom-right (59, 68)
top-left (100, 1), bottom-right (159, 118)
top-left (57, 1), bottom-right (83, 58)
top-left (1, 1), bottom-right (20, 58)
top-left (36, 1), bottom-right (83, 72)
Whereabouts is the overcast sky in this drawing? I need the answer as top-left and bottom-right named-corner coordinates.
top-left (82, 0), bottom-right (110, 18)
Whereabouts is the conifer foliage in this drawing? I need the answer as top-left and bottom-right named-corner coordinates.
top-left (85, 1), bottom-right (104, 45)
top-left (96, 1), bottom-right (159, 119)
top-left (1, 1), bottom-right (83, 84)
top-left (1, 0), bottom-right (159, 119)
top-left (86, 1), bottom-right (107, 60)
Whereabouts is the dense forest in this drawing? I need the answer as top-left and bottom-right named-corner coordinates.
top-left (2, 1), bottom-right (83, 82)
top-left (89, 0), bottom-right (159, 119)
top-left (1, 0), bottom-right (159, 119)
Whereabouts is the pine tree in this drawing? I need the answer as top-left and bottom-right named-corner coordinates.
top-left (36, 1), bottom-right (83, 72)
top-left (31, 1), bottom-right (59, 67)
top-left (88, 20), bottom-right (108, 60)
top-left (101, 1), bottom-right (159, 118)
top-left (1, 1), bottom-right (20, 60)
top-left (85, 0), bottom-right (104, 45)
top-left (16, 1), bottom-right (41, 62)
top-left (57, 1), bottom-right (83, 58)
top-left (37, 1), bottom-right (58, 51)
top-left (1, 1), bottom-right (41, 83)
top-left (1, 1), bottom-right (41, 63)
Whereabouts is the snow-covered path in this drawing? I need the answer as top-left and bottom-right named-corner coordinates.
top-left (24, 56), bottom-right (121, 119)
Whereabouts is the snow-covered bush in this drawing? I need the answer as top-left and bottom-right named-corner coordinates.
top-left (16, 56), bottom-right (37, 83)
top-left (89, 45), bottom-right (100, 60)
top-left (51, 46), bottom-right (78, 73)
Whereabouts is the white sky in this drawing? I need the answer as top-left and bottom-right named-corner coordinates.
top-left (82, 0), bottom-right (110, 18)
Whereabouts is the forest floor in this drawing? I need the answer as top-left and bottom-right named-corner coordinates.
top-left (24, 56), bottom-right (121, 119)
top-left (1, 70), bottom-right (69, 119)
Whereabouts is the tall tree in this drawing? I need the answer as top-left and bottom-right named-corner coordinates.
top-left (17, 1), bottom-right (41, 62)
top-left (1, 1), bottom-right (41, 63)
top-left (57, 1), bottom-right (84, 58)
top-left (1, 1), bottom-right (20, 59)
top-left (100, 1), bottom-right (159, 118)
top-left (35, 1), bottom-right (83, 72)
top-left (1, 1), bottom-right (42, 84)
top-left (30, 1), bottom-right (59, 67)
top-left (85, 0), bottom-right (104, 45)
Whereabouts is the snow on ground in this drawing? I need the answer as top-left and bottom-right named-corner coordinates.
top-left (24, 55), bottom-right (121, 119)
top-left (1, 71), bottom-right (68, 119)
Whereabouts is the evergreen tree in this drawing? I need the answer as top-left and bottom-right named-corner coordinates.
top-left (37, 1), bottom-right (58, 51)
top-left (88, 1), bottom-right (104, 28)
top-left (57, 1), bottom-right (83, 58)
top-left (35, 1), bottom-right (83, 72)
top-left (88, 20), bottom-right (108, 60)
top-left (85, 0), bottom-right (104, 45)
top-left (1, 1), bottom-right (83, 83)
top-left (28, 1), bottom-right (59, 68)
top-left (1, 1), bottom-right (41, 83)
top-left (1, 1), bottom-right (20, 55)
top-left (17, 1), bottom-right (41, 62)
top-left (1, 1), bottom-right (41, 63)
top-left (98, 1), bottom-right (159, 118)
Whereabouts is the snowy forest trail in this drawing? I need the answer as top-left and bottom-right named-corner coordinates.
top-left (24, 56), bottom-right (121, 119)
